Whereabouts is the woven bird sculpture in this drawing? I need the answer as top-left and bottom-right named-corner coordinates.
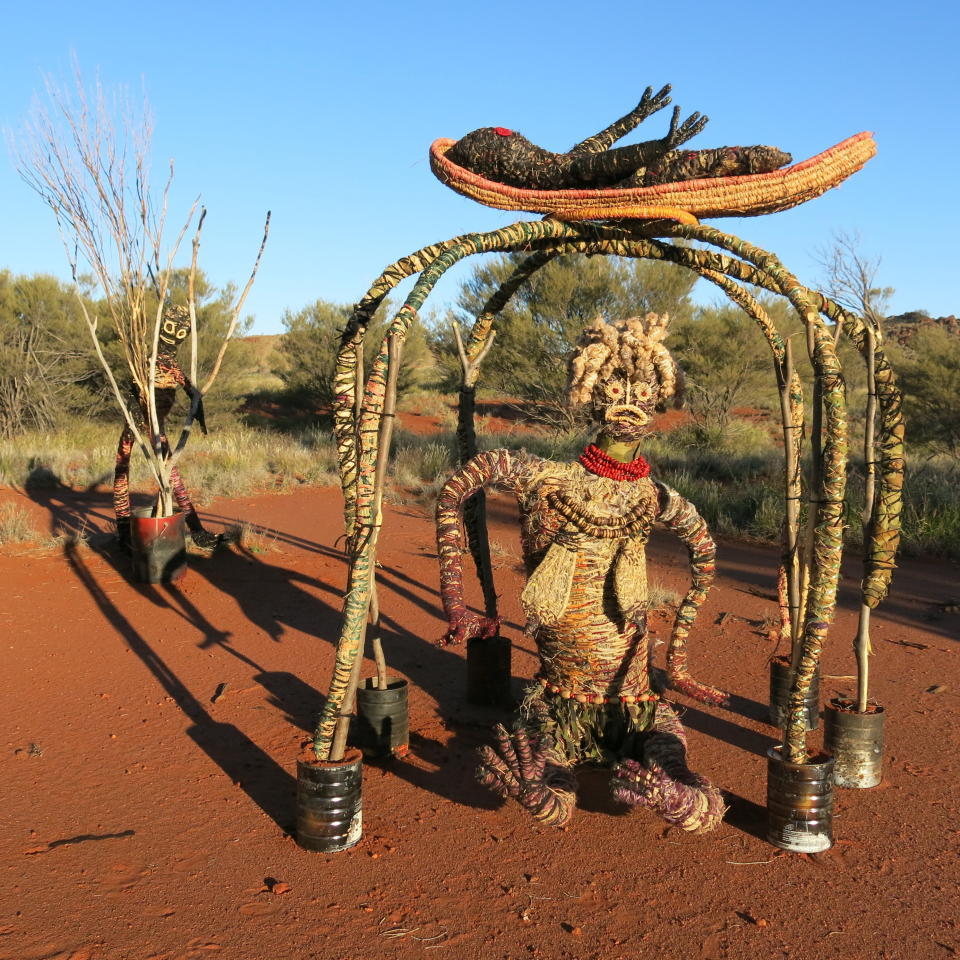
top-left (436, 314), bottom-right (727, 832)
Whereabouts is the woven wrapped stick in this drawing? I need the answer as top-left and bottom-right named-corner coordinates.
top-left (333, 320), bottom-right (366, 548)
top-left (854, 324), bottom-right (878, 710)
top-left (669, 226), bottom-right (847, 762)
top-left (317, 321), bottom-right (408, 758)
top-left (629, 229), bottom-right (903, 615)
top-left (812, 295), bottom-right (904, 611)
top-left (314, 219), bottom-right (607, 756)
top-left (636, 228), bottom-right (904, 623)
top-left (695, 268), bottom-right (805, 653)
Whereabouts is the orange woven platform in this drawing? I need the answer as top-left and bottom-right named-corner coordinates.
top-left (430, 132), bottom-right (876, 221)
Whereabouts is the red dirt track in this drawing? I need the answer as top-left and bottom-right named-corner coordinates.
top-left (1, 483), bottom-right (958, 960)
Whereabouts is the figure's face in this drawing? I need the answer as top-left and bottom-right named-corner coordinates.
top-left (159, 308), bottom-right (190, 348)
top-left (593, 373), bottom-right (656, 441)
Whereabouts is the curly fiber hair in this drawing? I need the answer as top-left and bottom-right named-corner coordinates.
top-left (567, 313), bottom-right (684, 410)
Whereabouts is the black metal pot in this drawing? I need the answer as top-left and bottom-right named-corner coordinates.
top-left (296, 748), bottom-right (363, 852)
top-left (354, 678), bottom-right (409, 758)
top-left (769, 657), bottom-right (820, 731)
top-left (131, 509), bottom-right (187, 583)
top-left (766, 746), bottom-right (834, 853)
top-left (823, 698), bottom-right (885, 788)
top-left (467, 634), bottom-right (512, 706)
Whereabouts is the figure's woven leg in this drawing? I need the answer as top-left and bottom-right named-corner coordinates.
top-left (610, 703), bottom-right (726, 833)
top-left (477, 723), bottom-right (577, 827)
top-left (165, 444), bottom-right (219, 551)
top-left (113, 426), bottom-right (135, 551)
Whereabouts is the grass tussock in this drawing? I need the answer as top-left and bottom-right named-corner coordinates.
top-left (0, 503), bottom-right (44, 546)
top-left (2, 414), bottom-right (956, 560)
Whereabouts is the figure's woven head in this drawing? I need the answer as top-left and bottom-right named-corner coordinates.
top-left (568, 313), bottom-right (683, 439)
top-left (159, 303), bottom-right (191, 347)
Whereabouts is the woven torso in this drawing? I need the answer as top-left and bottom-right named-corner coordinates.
top-left (512, 455), bottom-right (659, 698)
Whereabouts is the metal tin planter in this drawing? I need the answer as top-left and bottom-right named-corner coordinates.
top-left (354, 678), bottom-right (409, 758)
top-left (824, 698), bottom-right (885, 788)
top-left (296, 748), bottom-right (363, 852)
top-left (467, 633), bottom-right (512, 706)
top-left (131, 509), bottom-right (187, 583)
top-left (769, 656), bottom-right (820, 731)
top-left (766, 746), bottom-right (835, 853)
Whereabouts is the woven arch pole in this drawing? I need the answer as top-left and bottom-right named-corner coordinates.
top-left (314, 218), bottom-right (900, 763)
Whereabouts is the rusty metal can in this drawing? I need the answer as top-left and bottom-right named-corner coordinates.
top-left (131, 509), bottom-right (187, 583)
top-left (296, 748), bottom-right (362, 852)
top-left (766, 746), bottom-right (834, 853)
top-left (824, 698), bottom-right (885, 788)
top-left (354, 678), bottom-right (409, 758)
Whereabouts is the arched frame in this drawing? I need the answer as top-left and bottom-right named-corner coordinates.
top-left (315, 218), bottom-right (903, 765)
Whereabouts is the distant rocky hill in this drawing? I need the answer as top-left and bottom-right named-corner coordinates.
top-left (885, 312), bottom-right (959, 346)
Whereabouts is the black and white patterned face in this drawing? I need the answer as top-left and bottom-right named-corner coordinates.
top-left (593, 372), bottom-right (656, 440)
top-left (159, 306), bottom-right (191, 348)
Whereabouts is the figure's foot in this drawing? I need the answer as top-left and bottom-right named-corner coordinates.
top-left (611, 756), bottom-right (725, 833)
top-left (611, 722), bottom-right (726, 835)
top-left (476, 724), bottom-right (576, 827)
top-left (187, 529), bottom-right (222, 552)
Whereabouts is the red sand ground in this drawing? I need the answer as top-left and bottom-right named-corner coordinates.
top-left (1, 481), bottom-right (958, 960)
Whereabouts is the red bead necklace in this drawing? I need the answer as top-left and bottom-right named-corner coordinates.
top-left (578, 444), bottom-right (650, 481)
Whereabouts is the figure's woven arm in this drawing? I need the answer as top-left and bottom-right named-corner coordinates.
top-left (164, 358), bottom-right (207, 435)
top-left (656, 482), bottom-right (728, 707)
top-left (568, 84), bottom-right (673, 156)
top-left (568, 106), bottom-right (708, 187)
top-left (436, 449), bottom-right (525, 644)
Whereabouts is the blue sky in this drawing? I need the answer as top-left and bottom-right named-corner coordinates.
top-left (1, 1), bottom-right (957, 335)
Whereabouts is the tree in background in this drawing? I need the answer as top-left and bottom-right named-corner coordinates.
top-left (278, 298), bottom-right (435, 410)
top-left (891, 325), bottom-right (960, 455)
top-left (0, 272), bottom-right (104, 436)
top-left (669, 298), bottom-right (784, 438)
top-left (14, 69), bottom-right (267, 518)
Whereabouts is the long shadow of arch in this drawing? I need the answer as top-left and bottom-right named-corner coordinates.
top-left (62, 542), bottom-right (297, 831)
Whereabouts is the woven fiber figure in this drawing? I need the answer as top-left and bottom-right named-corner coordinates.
top-left (436, 314), bottom-right (726, 832)
top-left (113, 304), bottom-right (219, 552)
top-left (444, 84), bottom-right (790, 191)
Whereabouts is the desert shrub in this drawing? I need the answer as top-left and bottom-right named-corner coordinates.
top-left (888, 325), bottom-right (960, 455)
top-left (0, 272), bottom-right (106, 436)
top-left (278, 298), bottom-right (436, 410)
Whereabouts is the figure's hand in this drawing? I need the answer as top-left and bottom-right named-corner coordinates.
top-left (438, 609), bottom-right (501, 646)
top-left (196, 396), bottom-right (208, 435)
top-left (634, 84), bottom-right (672, 120)
top-left (477, 724), bottom-right (575, 827)
top-left (663, 106), bottom-right (709, 150)
top-left (667, 672), bottom-right (729, 708)
top-left (611, 756), bottom-right (670, 807)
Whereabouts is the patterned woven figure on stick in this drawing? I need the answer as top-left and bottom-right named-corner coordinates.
top-left (436, 314), bottom-right (727, 832)
top-left (114, 304), bottom-right (219, 552)
top-left (444, 84), bottom-right (791, 190)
